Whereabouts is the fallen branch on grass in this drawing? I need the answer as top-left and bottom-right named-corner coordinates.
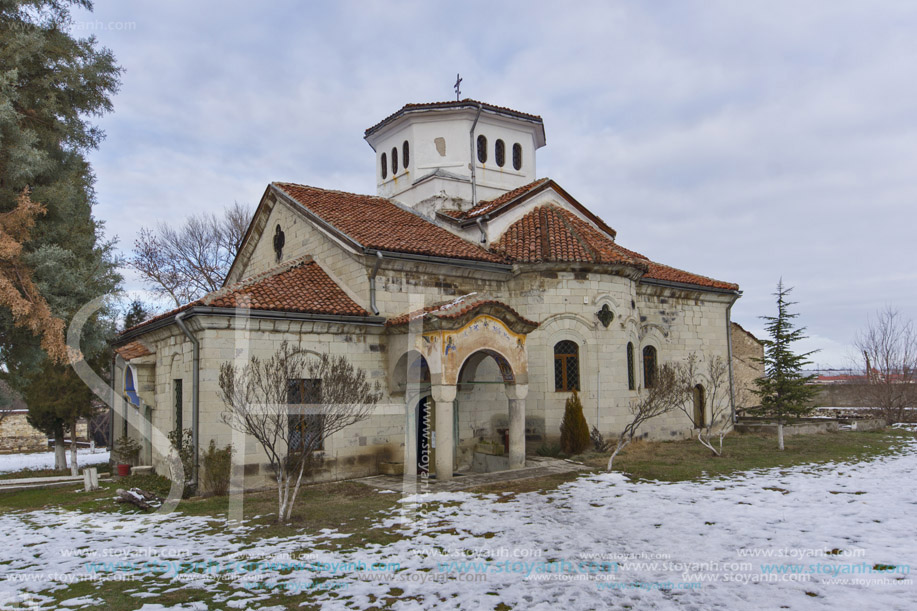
top-left (115, 488), bottom-right (163, 511)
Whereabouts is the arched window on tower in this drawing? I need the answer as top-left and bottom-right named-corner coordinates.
top-left (477, 135), bottom-right (488, 163)
top-left (626, 342), bottom-right (636, 391)
top-left (554, 340), bottom-right (580, 391)
top-left (381, 153), bottom-right (387, 179)
top-left (495, 139), bottom-right (505, 167)
top-left (402, 140), bottom-right (410, 169)
top-left (512, 143), bottom-right (523, 170)
top-left (643, 346), bottom-right (657, 388)
top-left (391, 146), bottom-right (398, 174)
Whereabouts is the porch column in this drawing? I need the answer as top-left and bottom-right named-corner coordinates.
top-left (404, 395), bottom-right (417, 479)
top-left (506, 384), bottom-right (528, 470)
top-left (431, 384), bottom-right (457, 482)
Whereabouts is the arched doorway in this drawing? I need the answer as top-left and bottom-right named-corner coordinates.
top-left (455, 349), bottom-right (518, 472)
top-left (693, 384), bottom-right (706, 428)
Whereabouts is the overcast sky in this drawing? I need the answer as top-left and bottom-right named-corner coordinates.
top-left (72, 0), bottom-right (917, 368)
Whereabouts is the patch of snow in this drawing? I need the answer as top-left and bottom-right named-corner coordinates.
top-left (0, 437), bottom-right (916, 609)
top-left (0, 449), bottom-right (110, 474)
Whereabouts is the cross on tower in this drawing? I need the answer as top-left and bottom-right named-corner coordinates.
top-left (454, 73), bottom-right (462, 101)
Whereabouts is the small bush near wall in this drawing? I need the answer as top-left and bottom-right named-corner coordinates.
top-left (201, 440), bottom-right (233, 497)
top-left (560, 391), bottom-right (590, 455)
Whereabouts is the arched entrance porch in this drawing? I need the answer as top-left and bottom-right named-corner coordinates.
top-left (387, 299), bottom-right (538, 482)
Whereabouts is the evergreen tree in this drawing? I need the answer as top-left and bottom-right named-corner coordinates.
top-left (560, 390), bottom-right (590, 455)
top-left (750, 280), bottom-right (819, 450)
top-left (0, 2), bottom-right (122, 406)
top-left (122, 299), bottom-right (151, 331)
top-left (24, 358), bottom-right (96, 472)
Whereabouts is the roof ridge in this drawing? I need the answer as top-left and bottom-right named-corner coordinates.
top-left (552, 204), bottom-right (600, 263)
top-left (274, 182), bottom-right (386, 203)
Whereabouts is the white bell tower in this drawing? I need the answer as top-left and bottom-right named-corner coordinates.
top-left (364, 100), bottom-right (546, 215)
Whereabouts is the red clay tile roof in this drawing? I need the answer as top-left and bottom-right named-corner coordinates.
top-left (492, 205), bottom-right (645, 267)
top-left (611, 244), bottom-right (739, 291)
top-left (119, 258), bottom-right (369, 337)
top-left (462, 178), bottom-right (552, 219)
top-left (365, 99), bottom-right (543, 137)
top-left (493, 204), bottom-right (737, 291)
top-left (114, 341), bottom-right (153, 360)
top-left (274, 183), bottom-right (505, 264)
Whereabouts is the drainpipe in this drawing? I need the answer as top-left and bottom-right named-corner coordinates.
top-left (475, 217), bottom-right (487, 244)
top-left (469, 102), bottom-right (483, 207)
top-left (726, 300), bottom-right (737, 424)
top-left (368, 251), bottom-right (384, 315)
top-left (174, 311), bottom-right (199, 491)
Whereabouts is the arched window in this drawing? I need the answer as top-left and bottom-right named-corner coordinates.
top-left (693, 384), bottom-right (706, 428)
top-left (476, 135), bottom-right (488, 163)
top-left (512, 143), bottom-right (523, 170)
top-left (554, 340), bottom-right (580, 391)
top-left (125, 366), bottom-right (140, 406)
top-left (391, 146), bottom-right (398, 174)
top-left (381, 153), bottom-right (387, 179)
top-left (495, 139), bottom-right (505, 167)
top-left (643, 346), bottom-right (657, 388)
top-left (402, 140), bottom-right (410, 169)
top-left (626, 342), bottom-right (636, 391)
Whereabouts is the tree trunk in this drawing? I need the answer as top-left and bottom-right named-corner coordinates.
top-left (53, 423), bottom-right (67, 470)
top-left (70, 418), bottom-right (79, 476)
top-left (607, 436), bottom-right (631, 471)
top-left (777, 422), bottom-right (785, 451)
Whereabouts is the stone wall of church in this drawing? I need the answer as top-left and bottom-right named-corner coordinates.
top-left (239, 196), bottom-right (369, 310)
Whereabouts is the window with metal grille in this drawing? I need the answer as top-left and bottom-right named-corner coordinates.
top-left (381, 153), bottom-right (387, 179)
top-left (391, 146), bottom-right (398, 174)
top-left (512, 143), bottom-right (522, 170)
top-left (554, 340), bottom-right (580, 391)
top-left (477, 135), bottom-right (488, 163)
top-left (626, 343), bottom-right (635, 390)
top-left (643, 346), bottom-right (657, 388)
top-left (495, 139), bottom-right (505, 167)
top-left (288, 379), bottom-right (323, 452)
top-left (402, 140), bottom-right (410, 169)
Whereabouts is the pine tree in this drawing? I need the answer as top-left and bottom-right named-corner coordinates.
top-left (0, 2), bottom-right (122, 403)
top-left (560, 390), bottom-right (590, 455)
top-left (750, 280), bottom-right (819, 450)
top-left (24, 358), bottom-right (96, 472)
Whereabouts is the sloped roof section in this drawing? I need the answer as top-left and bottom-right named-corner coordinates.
top-left (463, 178), bottom-right (552, 220)
top-left (611, 244), bottom-right (739, 291)
top-left (492, 205), bottom-right (737, 291)
top-left (120, 257), bottom-right (369, 336)
top-left (274, 182), bottom-right (505, 264)
top-left (492, 205), bottom-right (644, 267)
top-left (115, 341), bottom-right (153, 360)
top-left (365, 99), bottom-right (543, 138)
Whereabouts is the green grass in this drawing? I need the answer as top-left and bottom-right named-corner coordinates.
top-left (577, 428), bottom-right (916, 481)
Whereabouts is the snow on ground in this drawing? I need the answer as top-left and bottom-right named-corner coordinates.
top-left (0, 449), bottom-right (110, 474)
top-left (1, 438), bottom-right (916, 609)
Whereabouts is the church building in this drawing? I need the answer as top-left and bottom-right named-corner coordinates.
top-left (113, 99), bottom-right (740, 486)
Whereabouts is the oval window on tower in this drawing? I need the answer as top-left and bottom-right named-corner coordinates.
top-left (512, 143), bottom-right (522, 170)
top-left (495, 139), bottom-right (505, 167)
top-left (391, 147), bottom-right (398, 174)
top-left (381, 153), bottom-right (387, 179)
top-left (476, 135), bottom-right (487, 163)
top-left (402, 140), bottom-right (410, 169)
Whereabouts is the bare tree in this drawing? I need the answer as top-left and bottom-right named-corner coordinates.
top-left (674, 354), bottom-right (732, 456)
top-left (130, 202), bottom-right (252, 307)
top-left (219, 342), bottom-right (381, 522)
top-left (607, 364), bottom-right (686, 471)
top-left (854, 306), bottom-right (917, 423)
